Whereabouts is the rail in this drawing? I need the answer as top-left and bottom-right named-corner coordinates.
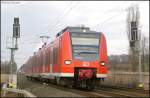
top-left (2, 88), bottom-right (36, 97)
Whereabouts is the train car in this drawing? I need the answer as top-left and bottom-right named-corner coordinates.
top-left (22, 26), bottom-right (108, 90)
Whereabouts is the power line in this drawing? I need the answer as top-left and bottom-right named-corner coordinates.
top-left (53, 2), bottom-right (80, 32)
top-left (10, 2), bottom-right (74, 52)
top-left (17, 1), bottom-right (78, 67)
top-left (38, 1), bottom-right (73, 36)
top-left (47, 1), bottom-right (80, 35)
top-left (20, 2), bottom-right (74, 50)
top-left (91, 1), bottom-right (144, 28)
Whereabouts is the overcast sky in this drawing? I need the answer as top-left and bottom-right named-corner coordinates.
top-left (1, 1), bottom-right (149, 69)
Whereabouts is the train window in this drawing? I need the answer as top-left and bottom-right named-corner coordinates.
top-left (71, 32), bottom-right (99, 38)
top-left (71, 32), bottom-right (100, 61)
top-left (72, 38), bottom-right (99, 46)
top-left (72, 45), bottom-right (99, 53)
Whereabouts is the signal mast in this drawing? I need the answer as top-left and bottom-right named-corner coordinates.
top-left (127, 5), bottom-right (143, 88)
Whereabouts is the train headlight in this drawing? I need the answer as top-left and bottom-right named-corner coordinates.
top-left (100, 61), bottom-right (105, 66)
top-left (64, 60), bottom-right (71, 65)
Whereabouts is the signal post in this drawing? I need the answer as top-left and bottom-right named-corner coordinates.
top-left (8, 17), bottom-right (20, 88)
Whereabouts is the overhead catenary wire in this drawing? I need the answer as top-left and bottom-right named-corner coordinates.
top-left (19, 2), bottom-right (75, 50)
top-left (46, 1), bottom-right (80, 35)
top-left (6, 2), bottom-right (74, 56)
top-left (37, 1), bottom-right (80, 42)
top-left (91, 1), bottom-right (144, 28)
top-left (6, 2), bottom-right (79, 50)
top-left (52, 1), bottom-right (80, 33)
top-left (38, 1), bottom-right (74, 36)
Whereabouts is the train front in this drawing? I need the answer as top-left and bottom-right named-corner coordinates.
top-left (61, 27), bottom-right (108, 90)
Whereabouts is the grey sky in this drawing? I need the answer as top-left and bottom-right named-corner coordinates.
top-left (1, 1), bottom-right (149, 69)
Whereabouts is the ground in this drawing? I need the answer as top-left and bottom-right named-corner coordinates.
top-left (17, 73), bottom-right (84, 97)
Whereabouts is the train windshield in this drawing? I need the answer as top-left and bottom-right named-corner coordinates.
top-left (71, 32), bottom-right (100, 61)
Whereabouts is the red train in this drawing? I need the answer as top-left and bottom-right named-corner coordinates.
top-left (21, 26), bottom-right (108, 90)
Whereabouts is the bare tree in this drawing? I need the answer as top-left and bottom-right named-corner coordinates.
top-left (1, 61), bottom-right (17, 74)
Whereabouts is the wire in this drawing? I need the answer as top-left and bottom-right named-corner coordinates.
top-left (38, 1), bottom-right (73, 36)
top-left (12, 2), bottom-right (74, 56)
top-left (18, 1), bottom-right (79, 68)
top-left (53, 2), bottom-right (80, 33)
top-left (21, 2), bottom-right (75, 51)
top-left (47, 1), bottom-right (80, 35)
top-left (91, 1), bottom-right (144, 28)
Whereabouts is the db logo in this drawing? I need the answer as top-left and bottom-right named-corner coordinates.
top-left (83, 62), bottom-right (90, 67)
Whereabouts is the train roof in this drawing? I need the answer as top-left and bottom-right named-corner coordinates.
top-left (56, 26), bottom-right (99, 37)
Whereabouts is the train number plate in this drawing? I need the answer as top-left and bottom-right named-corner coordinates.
top-left (82, 62), bottom-right (90, 67)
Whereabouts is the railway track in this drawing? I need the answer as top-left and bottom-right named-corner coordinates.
top-left (95, 88), bottom-right (148, 97)
top-left (94, 89), bottom-right (135, 97)
top-left (49, 84), bottom-right (148, 97)
top-left (29, 78), bottom-right (149, 97)
top-left (98, 85), bottom-right (149, 95)
top-left (18, 74), bottom-right (149, 97)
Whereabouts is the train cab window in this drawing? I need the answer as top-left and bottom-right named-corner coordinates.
top-left (71, 32), bottom-right (100, 61)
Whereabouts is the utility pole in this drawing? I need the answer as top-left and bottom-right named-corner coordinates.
top-left (39, 35), bottom-right (50, 73)
top-left (7, 17), bottom-right (20, 85)
top-left (127, 5), bottom-right (143, 88)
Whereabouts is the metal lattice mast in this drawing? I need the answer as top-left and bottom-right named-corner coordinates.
top-left (127, 5), bottom-right (143, 88)
top-left (7, 17), bottom-right (20, 84)
top-left (39, 35), bottom-right (50, 73)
